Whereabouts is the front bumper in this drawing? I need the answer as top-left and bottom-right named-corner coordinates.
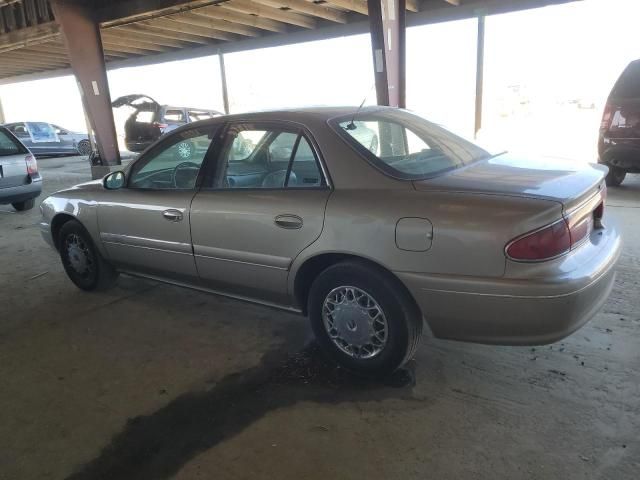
top-left (397, 225), bottom-right (622, 345)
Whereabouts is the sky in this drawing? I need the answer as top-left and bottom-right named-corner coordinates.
top-left (0, 0), bottom-right (639, 158)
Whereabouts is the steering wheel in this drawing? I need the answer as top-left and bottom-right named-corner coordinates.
top-left (172, 161), bottom-right (200, 188)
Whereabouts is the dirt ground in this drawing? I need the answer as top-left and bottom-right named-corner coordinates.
top-left (1, 155), bottom-right (638, 480)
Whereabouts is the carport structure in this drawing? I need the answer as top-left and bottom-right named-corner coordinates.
top-left (0, 0), bottom-right (577, 177)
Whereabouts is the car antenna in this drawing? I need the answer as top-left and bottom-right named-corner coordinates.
top-left (346, 85), bottom-right (374, 131)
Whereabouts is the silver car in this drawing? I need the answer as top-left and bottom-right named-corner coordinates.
top-left (39, 107), bottom-right (621, 374)
top-left (0, 126), bottom-right (41, 211)
top-left (4, 122), bottom-right (92, 156)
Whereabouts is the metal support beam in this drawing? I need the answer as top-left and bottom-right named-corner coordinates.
top-left (50, 0), bottom-right (120, 178)
top-left (474, 14), bottom-right (485, 138)
top-left (368, 0), bottom-right (406, 108)
top-left (218, 50), bottom-right (230, 114)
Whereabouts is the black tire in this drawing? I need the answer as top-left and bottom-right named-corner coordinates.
top-left (77, 139), bottom-right (92, 156)
top-left (308, 261), bottom-right (423, 376)
top-left (58, 220), bottom-right (118, 291)
top-left (12, 198), bottom-right (35, 211)
top-left (605, 165), bottom-right (626, 187)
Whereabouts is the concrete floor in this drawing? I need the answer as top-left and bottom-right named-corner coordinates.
top-left (1, 155), bottom-right (639, 480)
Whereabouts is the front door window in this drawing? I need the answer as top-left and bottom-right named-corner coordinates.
top-left (128, 126), bottom-right (216, 190)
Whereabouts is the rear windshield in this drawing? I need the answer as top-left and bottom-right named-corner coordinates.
top-left (330, 109), bottom-right (491, 180)
top-left (611, 61), bottom-right (640, 98)
top-left (0, 128), bottom-right (27, 157)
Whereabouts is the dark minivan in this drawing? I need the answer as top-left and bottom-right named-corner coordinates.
top-left (599, 59), bottom-right (640, 186)
top-left (112, 94), bottom-right (221, 153)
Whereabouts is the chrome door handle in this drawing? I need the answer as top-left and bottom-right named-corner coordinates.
top-left (162, 209), bottom-right (183, 222)
top-left (274, 214), bottom-right (303, 229)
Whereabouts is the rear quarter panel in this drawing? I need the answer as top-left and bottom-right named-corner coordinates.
top-left (290, 188), bottom-right (564, 285)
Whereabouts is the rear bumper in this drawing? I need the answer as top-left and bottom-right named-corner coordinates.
top-left (397, 226), bottom-right (622, 345)
top-left (599, 137), bottom-right (640, 171)
top-left (0, 178), bottom-right (42, 205)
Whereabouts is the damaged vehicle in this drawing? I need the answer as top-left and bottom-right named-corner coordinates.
top-left (4, 122), bottom-right (92, 157)
top-left (112, 94), bottom-right (221, 153)
top-left (0, 125), bottom-right (41, 211)
top-left (40, 107), bottom-right (621, 375)
top-left (598, 59), bottom-right (640, 186)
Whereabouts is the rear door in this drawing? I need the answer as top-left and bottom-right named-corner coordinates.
top-left (190, 122), bottom-right (331, 305)
top-left (22, 122), bottom-right (61, 155)
top-left (0, 128), bottom-right (30, 189)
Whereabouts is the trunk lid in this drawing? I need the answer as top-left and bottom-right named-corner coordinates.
top-left (111, 94), bottom-right (159, 110)
top-left (413, 155), bottom-right (607, 212)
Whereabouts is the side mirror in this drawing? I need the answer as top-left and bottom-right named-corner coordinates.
top-left (104, 171), bottom-right (126, 190)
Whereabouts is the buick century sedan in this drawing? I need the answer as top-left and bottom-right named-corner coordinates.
top-left (39, 107), bottom-right (621, 374)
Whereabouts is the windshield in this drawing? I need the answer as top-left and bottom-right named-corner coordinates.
top-left (330, 109), bottom-right (491, 180)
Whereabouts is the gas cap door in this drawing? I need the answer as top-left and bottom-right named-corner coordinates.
top-left (395, 217), bottom-right (433, 252)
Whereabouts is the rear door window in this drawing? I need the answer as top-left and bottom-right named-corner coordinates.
top-left (164, 109), bottom-right (186, 123)
top-left (8, 123), bottom-right (29, 138)
top-left (188, 111), bottom-right (214, 122)
top-left (215, 124), bottom-right (325, 189)
top-left (611, 61), bottom-right (640, 98)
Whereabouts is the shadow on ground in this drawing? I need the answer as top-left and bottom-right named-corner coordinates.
top-left (66, 336), bottom-right (418, 480)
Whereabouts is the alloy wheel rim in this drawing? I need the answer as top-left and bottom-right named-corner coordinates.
top-left (322, 286), bottom-right (388, 359)
top-left (65, 234), bottom-right (93, 277)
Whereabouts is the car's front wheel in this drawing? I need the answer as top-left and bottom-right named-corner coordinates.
top-left (308, 261), bottom-right (423, 376)
top-left (605, 165), bottom-right (626, 187)
top-left (58, 220), bottom-right (118, 291)
top-left (12, 198), bottom-right (35, 211)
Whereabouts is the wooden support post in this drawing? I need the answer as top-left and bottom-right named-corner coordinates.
top-left (475, 14), bottom-right (485, 139)
top-left (368, 0), bottom-right (406, 108)
top-left (218, 50), bottom-right (230, 115)
top-left (50, 0), bottom-right (120, 178)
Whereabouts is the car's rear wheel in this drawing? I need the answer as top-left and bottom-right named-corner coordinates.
top-left (605, 165), bottom-right (626, 187)
top-left (308, 261), bottom-right (423, 376)
top-left (12, 198), bottom-right (35, 211)
top-left (58, 220), bottom-right (118, 291)
top-left (77, 139), bottom-right (92, 156)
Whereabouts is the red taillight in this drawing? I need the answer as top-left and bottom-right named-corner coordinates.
top-left (600, 103), bottom-right (613, 131)
top-left (507, 194), bottom-right (605, 262)
top-left (25, 154), bottom-right (38, 175)
top-left (506, 219), bottom-right (572, 261)
top-left (153, 122), bottom-right (168, 130)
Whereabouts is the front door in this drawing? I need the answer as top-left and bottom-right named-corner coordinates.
top-left (190, 122), bottom-right (331, 305)
top-left (98, 124), bottom-right (218, 281)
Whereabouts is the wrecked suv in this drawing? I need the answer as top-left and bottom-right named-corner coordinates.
top-left (112, 94), bottom-right (221, 153)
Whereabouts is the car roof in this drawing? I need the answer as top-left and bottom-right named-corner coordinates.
top-left (193, 105), bottom-right (390, 124)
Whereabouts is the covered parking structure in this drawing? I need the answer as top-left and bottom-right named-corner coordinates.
top-left (3, 2), bottom-right (640, 480)
top-left (0, 0), bottom-right (578, 177)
